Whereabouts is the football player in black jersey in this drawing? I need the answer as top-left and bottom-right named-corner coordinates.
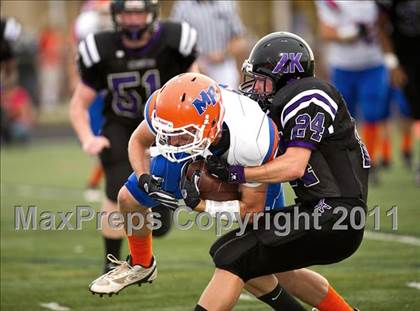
top-left (193, 32), bottom-right (367, 311)
top-left (69, 0), bottom-right (198, 273)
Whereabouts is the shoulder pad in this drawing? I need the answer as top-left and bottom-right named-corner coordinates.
top-left (161, 21), bottom-right (197, 56)
top-left (78, 31), bottom-right (115, 68)
top-left (275, 78), bottom-right (340, 127)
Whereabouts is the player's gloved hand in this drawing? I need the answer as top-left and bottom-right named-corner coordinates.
top-left (181, 171), bottom-right (201, 210)
top-left (205, 155), bottom-right (246, 184)
top-left (138, 174), bottom-right (178, 210)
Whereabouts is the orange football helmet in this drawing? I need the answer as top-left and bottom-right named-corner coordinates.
top-left (151, 73), bottom-right (224, 162)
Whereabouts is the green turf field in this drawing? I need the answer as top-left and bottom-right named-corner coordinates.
top-left (1, 140), bottom-right (420, 310)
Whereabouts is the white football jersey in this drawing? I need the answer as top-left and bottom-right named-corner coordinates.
top-left (316, 0), bottom-right (383, 70)
top-left (218, 87), bottom-right (278, 167)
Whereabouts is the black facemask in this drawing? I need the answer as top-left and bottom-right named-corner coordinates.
top-left (121, 25), bottom-right (148, 41)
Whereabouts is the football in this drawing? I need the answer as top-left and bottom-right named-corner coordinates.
top-left (185, 159), bottom-right (241, 201)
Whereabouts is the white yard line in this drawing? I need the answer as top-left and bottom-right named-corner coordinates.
top-left (1, 183), bottom-right (102, 203)
top-left (39, 302), bottom-right (70, 311)
top-left (2, 183), bottom-right (85, 198)
top-left (364, 231), bottom-right (420, 247)
top-left (406, 282), bottom-right (420, 290)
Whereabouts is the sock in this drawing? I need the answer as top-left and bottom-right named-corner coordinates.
top-left (87, 164), bottom-right (103, 188)
top-left (381, 136), bottom-right (392, 163)
top-left (128, 234), bottom-right (153, 267)
top-left (401, 132), bottom-right (412, 155)
top-left (194, 305), bottom-right (207, 311)
top-left (363, 123), bottom-right (378, 164)
top-left (258, 284), bottom-right (306, 311)
top-left (104, 237), bottom-right (122, 263)
top-left (316, 286), bottom-right (352, 311)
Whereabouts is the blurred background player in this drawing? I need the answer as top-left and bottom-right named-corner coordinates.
top-left (376, 0), bottom-right (420, 185)
top-left (170, 0), bottom-right (247, 88)
top-left (69, 0), bottom-right (199, 273)
top-left (378, 85), bottom-right (412, 169)
top-left (315, 0), bottom-right (388, 184)
top-left (1, 17), bottom-right (35, 144)
top-left (70, 0), bottom-right (112, 202)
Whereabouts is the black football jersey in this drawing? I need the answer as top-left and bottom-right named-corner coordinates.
top-left (269, 77), bottom-right (370, 203)
top-left (77, 21), bottom-right (197, 128)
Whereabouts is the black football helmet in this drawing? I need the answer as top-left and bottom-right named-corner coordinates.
top-left (239, 32), bottom-right (314, 109)
top-left (111, 0), bottom-right (159, 40)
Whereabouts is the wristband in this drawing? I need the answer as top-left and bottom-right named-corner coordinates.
top-left (228, 165), bottom-right (246, 183)
top-left (205, 200), bottom-right (240, 220)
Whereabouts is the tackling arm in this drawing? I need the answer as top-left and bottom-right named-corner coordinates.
top-left (244, 147), bottom-right (312, 184)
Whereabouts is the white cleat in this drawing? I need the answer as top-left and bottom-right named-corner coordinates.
top-left (89, 254), bottom-right (157, 297)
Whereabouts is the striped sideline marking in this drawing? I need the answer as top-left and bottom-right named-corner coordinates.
top-left (40, 302), bottom-right (70, 311)
top-left (406, 282), bottom-right (420, 290)
top-left (364, 231), bottom-right (420, 247)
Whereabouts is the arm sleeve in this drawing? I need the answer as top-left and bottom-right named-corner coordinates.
top-left (239, 116), bottom-right (279, 188)
top-left (76, 34), bottom-right (105, 91)
top-left (280, 89), bottom-right (337, 150)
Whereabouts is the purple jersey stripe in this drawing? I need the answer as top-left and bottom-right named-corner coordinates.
top-left (286, 140), bottom-right (316, 150)
top-left (283, 93), bottom-right (337, 123)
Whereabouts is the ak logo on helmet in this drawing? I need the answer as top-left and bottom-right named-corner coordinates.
top-left (192, 86), bottom-right (217, 115)
top-left (272, 53), bottom-right (304, 74)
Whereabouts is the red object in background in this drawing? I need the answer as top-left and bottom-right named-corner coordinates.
top-left (1, 86), bottom-right (34, 126)
top-left (39, 27), bottom-right (61, 67)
